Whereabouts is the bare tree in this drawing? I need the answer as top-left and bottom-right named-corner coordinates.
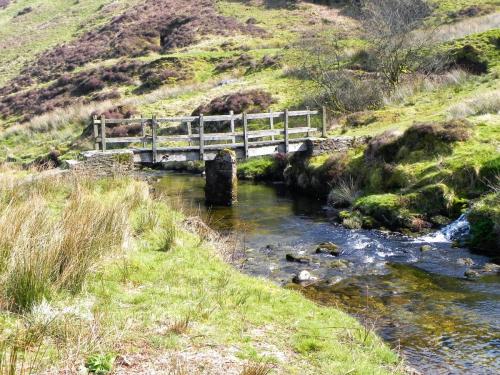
top-left (292, 32), bottom-right (383, 115)
top-left (360, 0), bottom-right (434, 86)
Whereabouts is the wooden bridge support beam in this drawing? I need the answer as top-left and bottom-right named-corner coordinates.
top-left (205, 149), bottom-right (237, 206)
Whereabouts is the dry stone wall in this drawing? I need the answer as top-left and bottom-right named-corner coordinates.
top-left (70, 150), bottom-right (135, 176)
top-left (307, 136), bottom-right (371, 156)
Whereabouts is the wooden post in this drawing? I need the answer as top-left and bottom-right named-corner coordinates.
top-left (229, 110), bottom-right (235, 144)
top-left (100, 115), bottom-right (106, 152)
top-left (243, 112), bottom-right (249, 159)
top-left (306, 106), bottom-right (311, 137)
top-left (284, 109), bottom-right (289, 154)
top-left (152, 115), bottom-right (158, 164)
top-left (269, 110), bottom-right (275, 141)
top-left (187, 121), bottom-right (192, 146)
top-left (93, 115), bottom-right (99, 150)
top-left (141, 115), bottom-right (146, 149)
top-left (322, 106), bottom-right (327, 138)
top-left (199, 114), bottom-right (204, 161)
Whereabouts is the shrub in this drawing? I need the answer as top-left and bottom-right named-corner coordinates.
top-left (365, 120), bottom-right (473, 163)
top-left (313, 71), bottom-right (384, 114)
top-left (93, 105), bottom-right (138, 120)
top-left (364, 130), bottom-right (403, 162)
top-left (6, 0), bottom-right (266, 88)
top-left (73, 77), bottom-right (105, 96)
top-left (192, 90), bottom-right (276, 116)
top-left (15, 6), bottom-right (32, 17)
top-left (451, 45), bottom-right (489, 74)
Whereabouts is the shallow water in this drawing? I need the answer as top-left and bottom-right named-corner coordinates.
top-left (155, 172), bottom-right (500, 374)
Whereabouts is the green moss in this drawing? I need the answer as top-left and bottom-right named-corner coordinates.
top-left (237, 157), bottom-right (277, 180)
top-left (406, 184), bottom-right (455, 217)
top-left (355, 194), bottom-right (413, 230)
top-left (468, 192), bottom-right (500, 259)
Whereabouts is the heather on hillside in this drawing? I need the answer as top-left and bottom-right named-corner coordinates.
top-left (7, 0), bottom-right (265, 89)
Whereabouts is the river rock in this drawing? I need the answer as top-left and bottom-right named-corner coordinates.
top-left (316, 242), bottom-right (341, 256)
top-left (292, 270), bottom-right (317, 284)
top-left (457, 257), bottom-right (474, 266)
top-left (420, 245), bottom-right (433, 252)
top-left (464, 269), bottom-right (480, 280)
top-left (330, 259), bottom-right (349, 269)
top-left (264, 244), bottom-right (278, 251)
top-left (328, 276), bottom-right (343, 285)
top-left (286, 254), bottom-right (311, 264)
top-left (483, 263), bottom-right (500, 273)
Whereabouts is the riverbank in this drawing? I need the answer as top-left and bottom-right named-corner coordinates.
top-left (154, 171), bottom-right (500, 374)
top-left (237, 115), bottom-right (499, 260)
top-left (0, 168), bottom-right (400, 374)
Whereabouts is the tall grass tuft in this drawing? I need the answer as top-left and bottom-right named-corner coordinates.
top-left (0, 175), bottom-right (141, 312)
top-left (448, 91), bottom-right (500, 119)
top-left (328, 176), bottom-right (361, 208)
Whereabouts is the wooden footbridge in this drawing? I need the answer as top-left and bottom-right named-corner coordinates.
top-left (92, 107), bottom-right (327, 164)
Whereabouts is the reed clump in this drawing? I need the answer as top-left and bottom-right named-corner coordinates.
top-left (0, 174), bottom-right (147, 312)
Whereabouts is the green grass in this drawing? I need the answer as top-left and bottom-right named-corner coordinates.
top-left (0, 173), bottom-right (400, 373)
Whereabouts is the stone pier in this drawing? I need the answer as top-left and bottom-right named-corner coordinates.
top-left (205, 149), bottom-right (237, 206)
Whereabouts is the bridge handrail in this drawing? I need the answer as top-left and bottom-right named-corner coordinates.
top-left (92, 109), bottom-right (320, 125)
top-left (92, 107), bottom-right (328, 161)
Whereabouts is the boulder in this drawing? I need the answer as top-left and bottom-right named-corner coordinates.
top-left (420, 245), bottom-right (433, 252)
top-left (292, 270), bottom-right (317, 284)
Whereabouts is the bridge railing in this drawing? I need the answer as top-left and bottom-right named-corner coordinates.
top-left (92, 107), bottom-right (327, 161)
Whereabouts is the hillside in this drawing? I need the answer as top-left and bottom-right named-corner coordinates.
top-left (0, 0), bottom-right (499, 373)
top-left (0, 0), bottom-right (496, 160)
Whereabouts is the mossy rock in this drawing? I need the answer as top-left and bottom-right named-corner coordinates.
top-left (316, 242), bottom-right (341, 256)
top-left (406, 184), bottom-right (455, 218)
top-left (330, 259), bottom-right (350, 269)
top-left (355, 194), bottom-right (413, 231)
top-left (339, 210), bottom-right (364, 230)
top-left (468, 192), bottom-right (500, 260)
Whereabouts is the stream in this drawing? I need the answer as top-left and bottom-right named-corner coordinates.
top-left (154, 172), bottom-right (500, 374)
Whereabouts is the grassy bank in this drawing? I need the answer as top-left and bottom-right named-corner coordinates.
top-left (0, 169), bottom-right (400, 374)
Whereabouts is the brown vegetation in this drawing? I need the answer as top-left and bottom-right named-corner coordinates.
top-left (215, 54), bottom-right (281, 73)
top-left (0, 61), bottom-right (141, 121)
top-left (192, 90), bottom-right (276, 115)
top-left (6, 0), bottom-right (265, 90)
